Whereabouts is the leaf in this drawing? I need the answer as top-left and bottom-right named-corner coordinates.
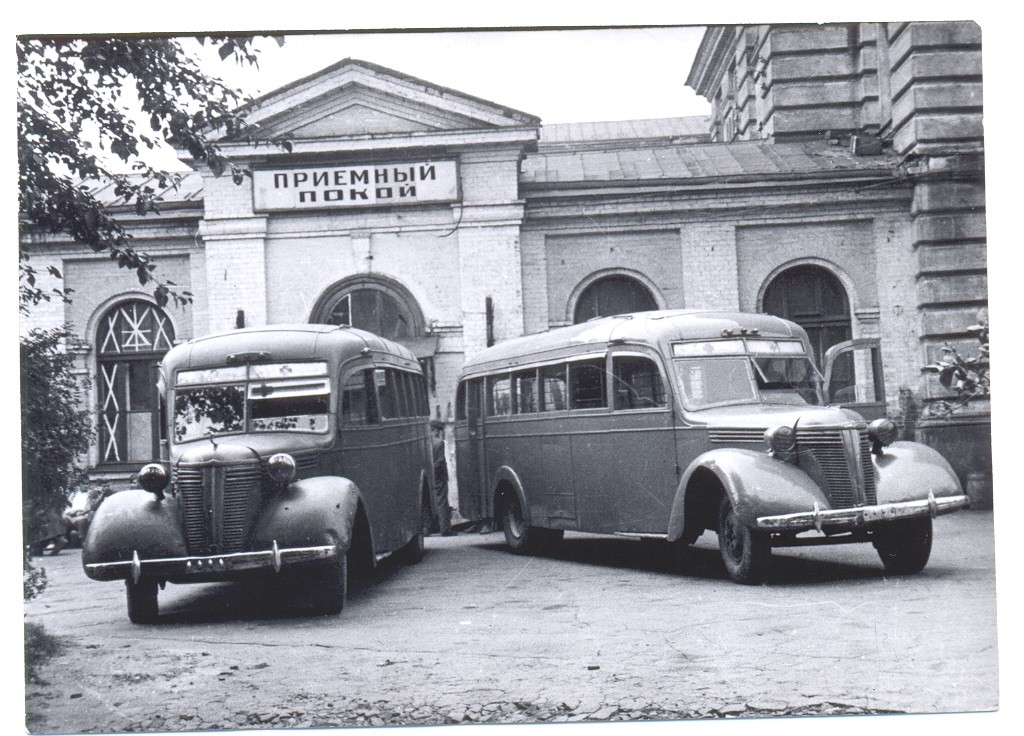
top-left (153, 285), bottom-right (169, 308)
top-left (218, 40), bottom-right (235, 61)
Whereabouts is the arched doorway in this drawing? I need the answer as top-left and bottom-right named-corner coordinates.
top-left (762, 264), bottom-right (852, 365)
top-left (96, 299), bottom-right (175, 466)
top-left (310, 276), bottom-right (424, 340)
top-left (311, 276), bottom-right (437, 394)
top-left (573, 274), bottom-right (658, 324)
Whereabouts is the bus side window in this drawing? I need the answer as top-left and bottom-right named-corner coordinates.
top-left (376, 369), bottom-right (398, 419)
top-left (414, 373), bottom-right (428, 417)
top-left (612, 356), bottom-right (666, 410)
top-left (513, 369), bottom-right (539, 414)
top-left (456, 381), bottom-right (467, 420)
top-left (341, 370), bottom-right (371, 425)
top-left (569, 358), bottom-right (607, 409)
top-left (396, 371), bottom-right (414, 418)
top-left (488, 375), bottom-right (512, 417)
top-left (540, 364), bottom-right (567, 411)
top-left (467, 378), bottom-right (481, 419)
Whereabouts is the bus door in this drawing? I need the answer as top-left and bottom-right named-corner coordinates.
top-left (569, 351), bottom-right (678, 534)
top-left (822, 338), bottom-right (887, 420)
top-left (455, 378), bottom-right (488, 522)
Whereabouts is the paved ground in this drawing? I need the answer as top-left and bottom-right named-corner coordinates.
top-left (22, 511), bottom-right (999, 734)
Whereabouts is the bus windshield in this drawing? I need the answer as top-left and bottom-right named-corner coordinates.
top-left (673, 355), bottom-right (822, 410)
top-left (173, 363), bottom-right (331, 442)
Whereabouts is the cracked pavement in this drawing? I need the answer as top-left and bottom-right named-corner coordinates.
top-left (22, 511), bottom-right (998, 733)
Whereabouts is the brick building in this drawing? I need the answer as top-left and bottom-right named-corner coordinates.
top-left (21, 22), bottom-right (988, 488)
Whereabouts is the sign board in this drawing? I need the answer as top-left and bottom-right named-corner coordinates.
top-left (253, 161), bottom-right (459, 212)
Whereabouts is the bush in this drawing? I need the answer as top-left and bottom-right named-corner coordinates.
top-left (923, 309), bottom-right (990, 417)
top-left (21, 327), bottom-right (93, 565)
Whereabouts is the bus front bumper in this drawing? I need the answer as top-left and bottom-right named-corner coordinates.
top-left (84, 542), bottom-right (337, 582)
top-left (755, 492), bottom-right (970, 533)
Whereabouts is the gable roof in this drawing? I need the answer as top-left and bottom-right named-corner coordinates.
top-left (215, 58), bottom-right (541, 143)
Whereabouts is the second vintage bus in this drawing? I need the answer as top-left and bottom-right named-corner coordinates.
top-left (453, 310), bottom-right (967, 583)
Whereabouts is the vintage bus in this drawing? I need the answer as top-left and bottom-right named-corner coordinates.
top-left (454, 310), bottom-right (968, 583)
top-left (83, 324), bottom-right (435, 622)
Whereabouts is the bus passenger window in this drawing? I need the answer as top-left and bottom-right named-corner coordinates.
top-left (513, 370), bottom-right (539, 414)
top-left (414, 373), bottom-right (429, 416)
top-left (467, 378), bottom-right (481, 418)
top-left (376, 369), bottom-right (398, 419)
top-left (540, 365), bottom-right (567, 411)
top-left (612, 356), bottom-right (666, 410)
top-left (396, 371), bottom-right (414, 417)
top-left (456, 381), bottom-right (467, 420)
top-left (570, 359), bottom-right (607, 409)
top-left (488, 375), bottom-right (512, 417)
top-left (341, 370), bottom-right (371, 425)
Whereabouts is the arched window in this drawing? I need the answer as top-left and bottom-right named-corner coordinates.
top-left (96, 300), bottom-right (175, 465)
top-left (573, 275), bottom-right (658, 324)
top-left (311, 277), bottom-right (424, 340)
top-left (762, 265), bottom-right (851, 365)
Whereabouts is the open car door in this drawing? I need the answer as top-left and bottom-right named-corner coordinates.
top-left (822, 338), bottom-right (887, 420)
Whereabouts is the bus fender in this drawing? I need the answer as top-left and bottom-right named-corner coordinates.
top-left (873, 441), bottom-right (962, 504)
top-left (83, 490), bottom-right (188, 569)
top-left (666, 449), bottom-right (829, 541)
top-left (491, 466), bottom-right (530, 524)
top-left (253, 476), bottom-right (362, 553)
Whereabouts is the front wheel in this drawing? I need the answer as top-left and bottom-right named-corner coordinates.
top-left (310, 552), bottom-right (347, 615)
top-left (126, 579), bottom-right (159, 624)
top-left (873, 517), bottom-right (932, 575)
top-left (717, 496), bottom-right (771, 584)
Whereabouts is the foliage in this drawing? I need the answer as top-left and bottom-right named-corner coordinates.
top-left (17, 35), bottom-right (289, 311)
top-left (24, 547), bottom-right (48, 601)
top-left (25, 622), bottom-right (64, 683)
top-left (923, 309), bottom-right (990, 416)
top-left (21, 328), bottom-right (94, 551)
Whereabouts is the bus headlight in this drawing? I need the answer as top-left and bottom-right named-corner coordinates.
top-left (867, 418), bottom-right (898, 455)
top-left (268, 453), bottom-right (297, 486)
top-left (763, 425), bottom-right (796, 455)
top-left (138, 463), bottom-right (169, 500)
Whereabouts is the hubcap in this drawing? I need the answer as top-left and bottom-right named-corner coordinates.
top-left (723, 511), bottom-right (743, 561)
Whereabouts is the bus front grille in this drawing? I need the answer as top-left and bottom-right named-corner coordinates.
top-left (175, 460), bottom-right (262, 555)
top-left (795, 428), bottom-right (877, 509)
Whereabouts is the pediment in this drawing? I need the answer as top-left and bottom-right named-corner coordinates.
top-left (228, 59), bottom-right (540, 142)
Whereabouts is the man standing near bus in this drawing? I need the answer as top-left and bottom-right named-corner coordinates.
top-left (431, 420), bottom-right (453, 536)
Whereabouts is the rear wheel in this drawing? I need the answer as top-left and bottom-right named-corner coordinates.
top-left (397, 492), bottom-right (430, 565)
top-left (126, 579), bottom-right (159, 624)
top-left (717, 496), bottom-right (771, 584)
top-left (873, 517), bottom-right (932, 575)
top-left (310, 552), bottom-right (347, 615)
top-left (502, 493), bottom-right (551, 554)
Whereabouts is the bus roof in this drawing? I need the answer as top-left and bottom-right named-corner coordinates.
top-left (461, 310), bottom-right (810, 375)
top-left (162, 323), bottom-right (420, 375)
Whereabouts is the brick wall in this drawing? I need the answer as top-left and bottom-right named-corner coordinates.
top-left (543, 230), bottom-right (683, 325)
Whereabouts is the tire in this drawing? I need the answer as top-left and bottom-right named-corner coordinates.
top-left (310, 552), bottom-right (347, 615)
top-left (717, 495), bottom-right (771, 584)
top-left (397, 493), bottom-right (429, 565)
top-left (873, 517), bottom-right (932, 575)
top-left (126, 579), bottom-right (159, 624)
top-left (502, 493), bottom-right (546, 554)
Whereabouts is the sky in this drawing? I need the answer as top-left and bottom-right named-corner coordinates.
top-left (8, 7), bottom-right (1024, 735)
top-left (185, 27), bottom-right (711, 125)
